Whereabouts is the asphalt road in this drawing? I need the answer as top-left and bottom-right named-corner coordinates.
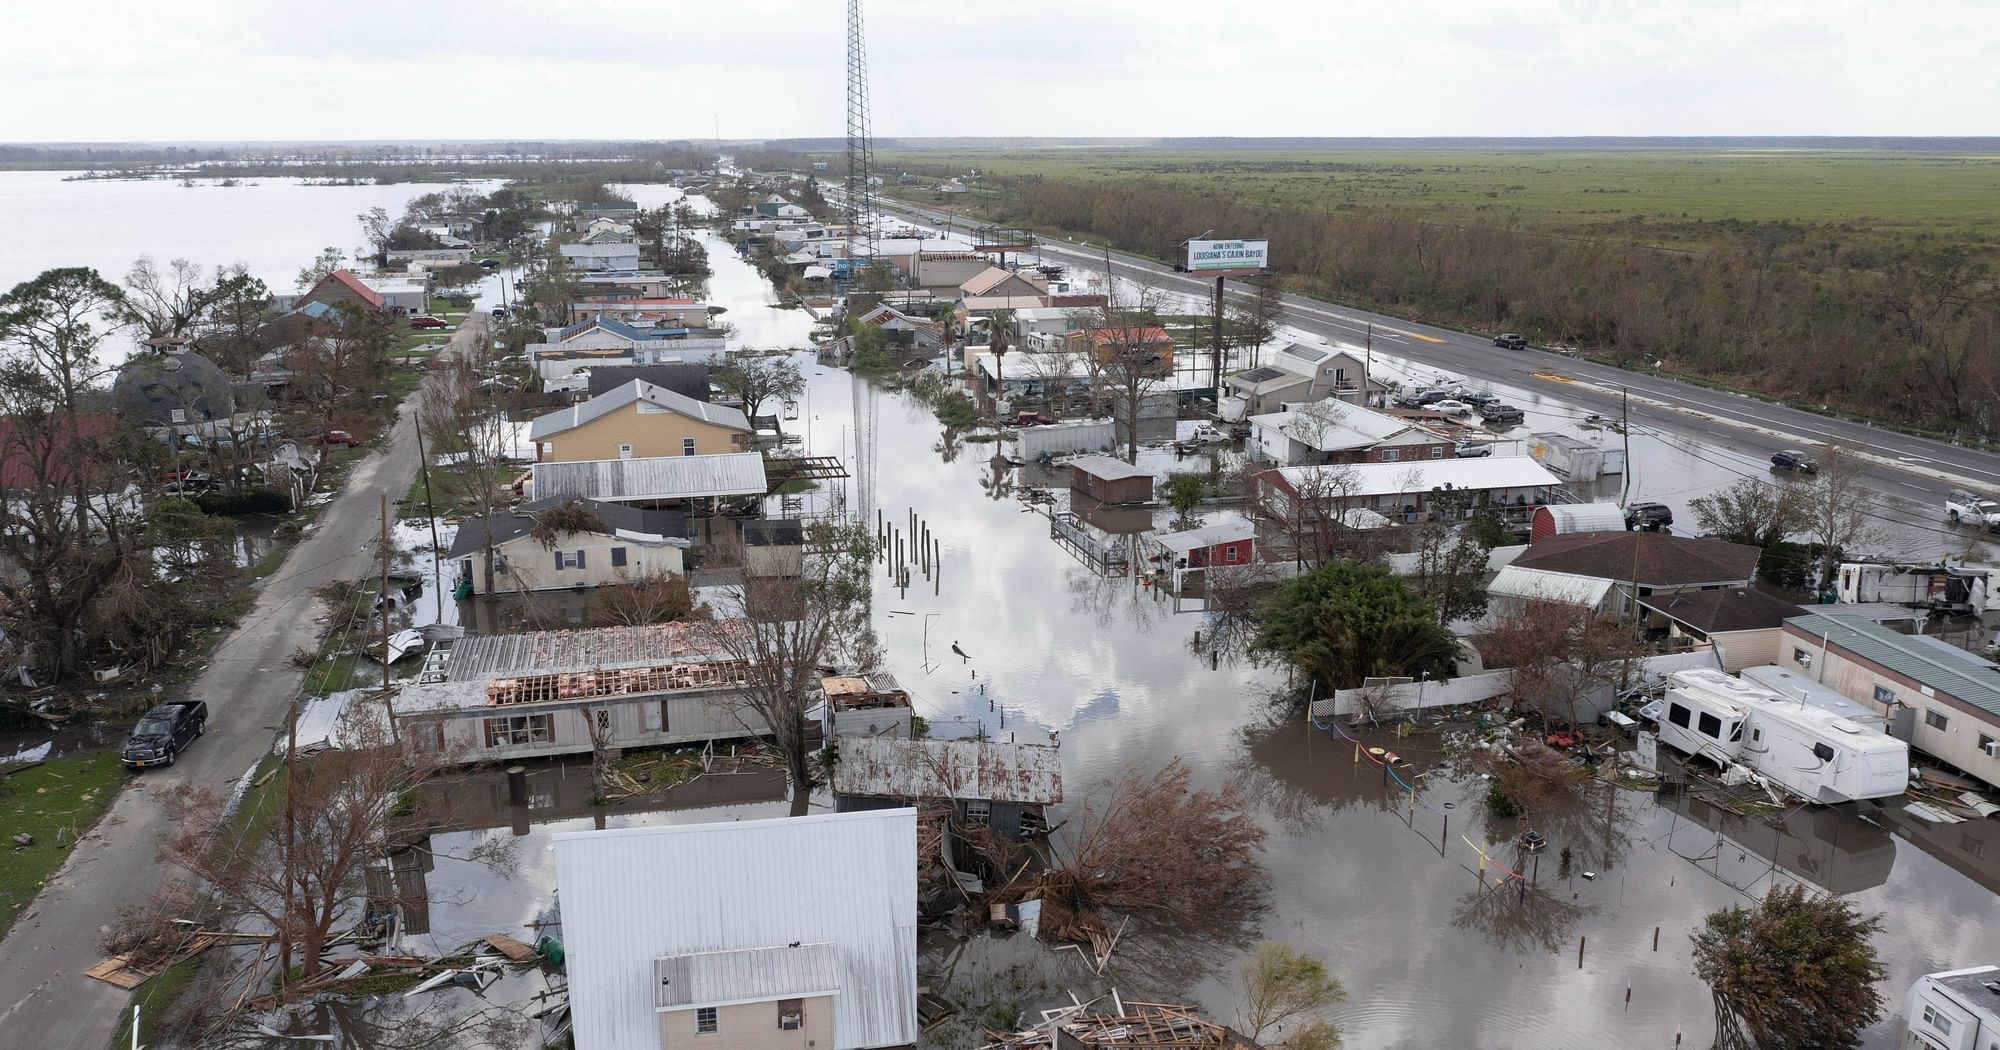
top-left (876, 197), bottom-right (1998, 531)
top-left (0, 317), bottom-right (479, 1050)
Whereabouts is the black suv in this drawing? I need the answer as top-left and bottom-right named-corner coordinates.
top-left (121, 701), bottom-right (207, 770)
top-left (1770, 449), bottom-right (1818, 474)
top-left (1493, 333), bottom-right (1528, 350)
top-left (1624, 502), bottom-right (1674, 531)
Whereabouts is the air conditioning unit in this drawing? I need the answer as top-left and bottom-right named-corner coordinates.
top-left (1984, 740), bottom-right (2000, 759)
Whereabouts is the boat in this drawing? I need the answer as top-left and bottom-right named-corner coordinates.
top-left (1641, 668), bottom-right (1909, 803)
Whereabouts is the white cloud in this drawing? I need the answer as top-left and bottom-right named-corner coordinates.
top-left (2, 0), bottom-right (1995, 141)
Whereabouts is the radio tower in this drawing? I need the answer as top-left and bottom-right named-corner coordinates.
top-left (845, 0), bottom-right (879, 522)
top-left (844, 0), bottom-right (877, 269)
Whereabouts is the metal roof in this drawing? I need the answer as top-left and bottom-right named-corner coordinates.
top-left (1250, 400), bottom-right (1414, 452)
top-left (655, 944), bottom-right (840, 1009)
top-left (1153, 521), bottom-right (1256, 555)
top-left (1068, 454), bottom-right (1153, 483)
top-left (528, 379), bottom-right (748, 441)
top-left (1786, 614), bottom-right (2000, 719)
top-left (832, 737), bottom-right (1063, 805)
top-left (553, 810), bottom-right (917, 1050)
top-left (531, 451), bottom-right (768, 503)
top-left (1272, 455), bottom-right (1559, 498)
top-left (1489, 565), bottom-right (1615, 607)
top-left (1534, 502), bottom-right (1628, 535)
top-left (445, 496), bottom-right (686, 559)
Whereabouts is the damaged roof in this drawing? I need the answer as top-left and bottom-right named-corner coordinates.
top-left (445, 496), bottom-right (687, 559)
top-left (833, 737), bottom-right (1064, 805)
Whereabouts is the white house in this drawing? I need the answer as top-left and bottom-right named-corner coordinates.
top-left (355, 274), bottom-right (428, 314)
top-left (448, 496), bottom-right (689, 596)
top-left (1249, 399), bottom-right (1454, 466)
top-left (553, 810), bottom-right (918, 1050)
top-left (1224, 342), bottom-right (1384, 416)
top-left (1904, 965), bottom-right (2000, 1049)
top-left (1257, 455), bottom-right (1562, 528)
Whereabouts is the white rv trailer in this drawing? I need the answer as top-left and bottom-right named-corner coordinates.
top-left (1835, 561), bottom-right (1988, 614)
top-left (1736, 664), bottom-right (1891, 730)
top-left (1651, 668), bottom-right (1909, 803)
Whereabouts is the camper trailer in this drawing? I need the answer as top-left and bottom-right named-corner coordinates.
top-left (1835, 561), bottom-right (1989, 614)
top-left (1647, 668), bottom-right (1909, 804)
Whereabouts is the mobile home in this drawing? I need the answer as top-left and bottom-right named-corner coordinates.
top-left (1835, 561), bottom-right (1989, 614)
top-left (1647, 668), bottom-right (1909, 803)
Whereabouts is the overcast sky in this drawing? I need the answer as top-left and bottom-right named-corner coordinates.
top-left (5, 0), bottom-right (1996, 142)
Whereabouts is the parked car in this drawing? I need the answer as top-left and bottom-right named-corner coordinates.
top-left (1769, 449), bottom-right (1818, 474)
top-left (478, 258), bottom-right (501, 269)
top-left (1465, 392), bottom-right (1504, 412)
top-left (1431, 399), bottom-right (1474, 417)
top-left (303, 428), bottom-right (356, 449)
top-left (491, 306), bottom-right (509, 319)
top-left (1493, 333), bottom-right (1528, 350)
top-left (1947, 488), bottom-right (2000, 531)
top-left (1455, 441), bottom-right (1493, 458)
top-left (1624, 502), bottom-right (1674, 531)
top-left (121, 701), bottom-right (207, 769)
top-left (408, 315), bottom-right (450, 329)
top-left (1482, 404), bottom-right (1525, 425)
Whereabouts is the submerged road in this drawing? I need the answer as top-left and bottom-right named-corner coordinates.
top-left (0, 317), bottom-right (482, 1050)
top-left (876, 196), bottom-right (1994, 536)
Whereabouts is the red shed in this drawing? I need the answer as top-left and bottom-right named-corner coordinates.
top-left (1152, 520), bottom-right (1256, 570)
top-left (1530, 502), bottom-right (1626, 543)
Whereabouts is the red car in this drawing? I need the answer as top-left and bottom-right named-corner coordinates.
top-left (408, 315), bottom-right (450, 329)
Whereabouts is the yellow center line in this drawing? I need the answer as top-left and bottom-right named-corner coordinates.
top-left (1402, 331), bottom-right (1447, 344)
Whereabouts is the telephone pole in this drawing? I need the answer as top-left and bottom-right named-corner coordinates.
top-left (380, 493), bottom-right (392, 690)
top-left (1619, 386), bottom-right (1632, 506)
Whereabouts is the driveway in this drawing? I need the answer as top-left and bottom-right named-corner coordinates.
top-left (0, 316), bottom-right (485, 1049)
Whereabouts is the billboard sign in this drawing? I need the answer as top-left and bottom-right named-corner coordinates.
top-left (1186, 238), bottom-right (1269, 273)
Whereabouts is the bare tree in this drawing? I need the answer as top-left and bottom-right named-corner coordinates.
top-left (587, 566), bottom-right (700, 626)
top-left (295, 247), bottom-right (345, 293)
top-left (715, 354), bottom-right (805, 419)
top-left (278, 303), bottom-right (394, 445)
top-left (1233, 942), bottom-right (1345, 1048)
top-left (1231, 281), bottom-right (1286, 371)
top-left (419, 339), bottom-right (513, 598)
top-left (1480, 599), bottom-right (1645, 728)
top-left (699, 520), bottom-right (878, 812)
top-left (1796, 444), bottom-right (1883, 592)
top-left (1690, 477), bottom-right (1808, 549)
top-left (119, 256), bottom-right (257, 343)
top-left (1248, 461), bottom-right (1369, 568)
top-left (198, 264), bottom-right (275, 378)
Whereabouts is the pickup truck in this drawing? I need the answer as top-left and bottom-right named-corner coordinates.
top-left (121, 700), bottom-right (208, 769)
top-left (1947, 489), bottom-right (2000, 532)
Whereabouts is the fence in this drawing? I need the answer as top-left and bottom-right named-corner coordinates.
top-left (1309, 649), bottom-right (1727, 720)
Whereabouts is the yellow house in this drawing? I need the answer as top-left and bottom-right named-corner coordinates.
top-left (530, 379), bottom-right (750, 463)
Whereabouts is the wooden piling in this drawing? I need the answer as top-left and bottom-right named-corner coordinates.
top-left (1578, 936), bottom-right (1586, 969)
top-left (1653, 926), bottom-right (1660, 951)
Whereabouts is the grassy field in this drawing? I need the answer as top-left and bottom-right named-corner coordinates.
top-left (0, 753), bottom-right (126, 941)
top-left (878, 148), bottom-right (2000, 243)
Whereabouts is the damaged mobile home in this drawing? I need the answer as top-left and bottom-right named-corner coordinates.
top-left (1642, 667), bottom-right (1909, 803)
top-left (832, 736), bottom-right (1063, 840)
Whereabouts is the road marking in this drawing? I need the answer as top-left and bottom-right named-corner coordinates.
top-left (1405, 332), bottom-right (1447, 344)
top-left (1531, 372), bottom-right (1576, 384)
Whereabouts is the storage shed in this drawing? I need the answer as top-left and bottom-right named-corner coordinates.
top-left (1017, 419), bottom-right (1115, 461)
top-left (1530, 502), bottom-right (1627, 543)
top-left (1068, 455), bottom-right (1154, 504)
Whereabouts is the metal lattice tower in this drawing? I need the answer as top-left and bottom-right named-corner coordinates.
top-left (844, 0), bottom-right (877, 269)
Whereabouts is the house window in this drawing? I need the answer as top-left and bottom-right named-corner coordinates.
top-left (1793, 648), bottom-right (1812, 668)
top-left (170, 408), bottom-right (186, 424)
top-left (1224, 545), bottom-right (1240, 563)
top-left (777, 999), bottom-right (804, 1031)
top-left (554, 550), bottom-right (586, 570)
top-left (1921, 1003), bottom-right (1953, 1037)
top-left (1379, 448), bottom-right (1400, 462)
top-left (964, 799), bottom-right (991, 822)
top-left (482, 714), bottom-right (552, 748)
top-left (1873, 685), bottom-right (1895, 704)
top-left (1925, 709), bottom-right (1950, 730)
top-left (696, 1007), bottom-right (718, 1034)
top-left (611, 547), bottom-right (628, 568)
top-left (1697, 712), bottom-right (1722, 739)
top-left (618, 443), bottom-right (633, 459)
top-left (683, 437), bottom-right (697, 457)
top-left (1667, 703), bottom-right (1691, 729)
top-left (1430, 446), bottom-right (1444, 459)
top-left (413, 722), bottom-right (445, 752)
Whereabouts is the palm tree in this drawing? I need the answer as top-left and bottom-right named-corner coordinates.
top-left (931, 301), bottom-right (960, 379)
top-left (987, 308), bottom-right (1016, 403)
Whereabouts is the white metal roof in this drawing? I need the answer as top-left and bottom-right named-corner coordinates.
top-left (655, 944), bottom-right (840, 1009)
top-left (1737, 665), bottom-right (1890, 728)
top-left (1068, 454), bottom-right (1153, 482)
top-left (1272, 455), bottom-right (1558, 497)
top-left (554, 810), bottom-right (917, 1050)
top-left (528, 379), bottom-right (748, 441)
top-left (1489, 565), bottom-right (1615, 607)
top-left (1535, 502), bottom-right (1627, 534)
top-left (832, 737), bottom-right (1064, 805)
top-left (530, 452), bottom-right (768, 503)
top-left (1154, 520), bottom-right (1256, 555)
top-left (1250, 400), bottom-right (1414, 452)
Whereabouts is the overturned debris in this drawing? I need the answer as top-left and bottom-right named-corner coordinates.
top-left (981, 998), bottom-right (1261, 1049)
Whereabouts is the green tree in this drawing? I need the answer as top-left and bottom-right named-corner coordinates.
top-left (1252, 560), bottom-right (1459, 693)
top-left (295, 247), bottom-right (345, 293)
top-left (1690, 478), bottom-right (1808, 549)
top-left (986, 308), bottom-right (1016, 391)
top-left (1234, 942), bottom-right (1345, 1048)
top-left (1163, 473), bottom-right (1207, 527)
top-left (1691, 885), bottom-right (1886, 1050)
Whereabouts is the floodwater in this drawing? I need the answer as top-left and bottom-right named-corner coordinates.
top-left (393, 195), bottom-right (2000, 1049)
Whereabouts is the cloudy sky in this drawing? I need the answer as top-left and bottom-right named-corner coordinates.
top-left (5, 0), bottom-right (1995, 142)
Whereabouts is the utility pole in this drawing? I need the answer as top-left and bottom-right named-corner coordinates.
top-left (280, 700), bottom-right (297, 986)
top-left (1619, 386), bottom-right (1631, 506)
top-left (1366, 323), bottom-right (1375, 405)
top-left (380, 493), bottom-right (392, 690)
top-left (1211, 274), bottom-right (1225, 411)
